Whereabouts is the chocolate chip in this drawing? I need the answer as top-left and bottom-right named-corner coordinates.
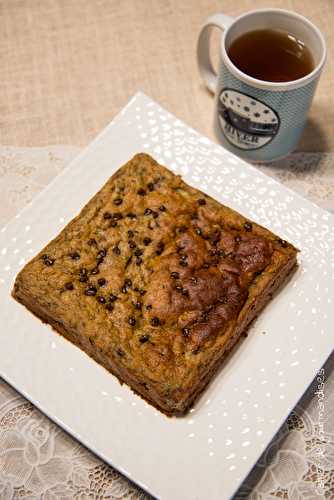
top-left (197, 198), bottom-right (206, 206)
top-left (134, 248), bottom-right (143, 257)
top-left (151, 317), bottom-right (160, 327)
top-left (278, 238), bottom-right (288, 248)
top-left (146, 304), bottom-right (152, 310)
top-left (125, 278), bottom-right (132, 288)
top-left (113, 198), bottom-right (123, 206)
top-left (91, 267), bottom-right (99, 275)
top-left (203, 263), bottom-right (210, 269)
top-left (128, 316), bottom-right (136, 326)
top-left (235, 235), bottom-right (241, 243)
top-left (156, 241), bottom-right (165, 256)
top-left (127, 230), bottom-right (134, 238)
top-left (143, 237), bottom-right (151, 246)
top-left (116, 347), bottom-right (125, 357)
top-left (177, 226), bottom-right (187, 233)
top-left (190, 276), bottom-right (198, 284)
top-left (112, 212), bottom-right (123, 220)
top-left (181, 289), bottom-right (189, 297)
top-left (110, 221), bottom-right (118, 228)
top-left (195, 227), bottom-right (202, 236)
top-left (65, 282), bottom-right (74, 290)
top-left (85, 286), bottom-right (97, 296)
top-left (109, 294), bottom-right (117, 302)
top-left (137, 188), bottom-right (146, 196)
top-left (97, 296), bottom-right (106, 304)
top-left (97, 249), bottom-right (107, 258)
top-left (159, 205), bottom-right (166, 212)
top-left (144, 208), bottom-right (153, 216)
top-left (218, 249), bottom-right (226, 257)
top-left (87, 238), bottom-right (97, 246)
top-left (43, 257), bottom-right (55, 266)
top-left (69, 252), bottom-right (80, 260)
top-left (96, 257), bottom-right (104, 265)
top-left (121, 285), bottom-right (128, 294)
top-left (175, 285), bottom-right (183, 292)
top-left (244, 222), bottom-right (253, 232)
top-left (139, 335), bottom-right (149, 343)
top-left (126, 212), bottom-right (137, 219)
top-left (182, 328), bottom-right (190, 337)
top-left (98, 278), bottom-right (106, 286)
top-left (147, 182), bottom-right (154, 192)
top-left (152, 211), bottom-right (159, 219)
top-left (135, 301), bottom-right (142, 310)
top-left (106, 303), bottom-right (114, 311)
top-left (79, 274), bottom-right (88, 283)
top-left (135, 258), bottom-right (143, 266)
top-left (113, 246), bottom-right (121, 255)
top-left (103, 212), bottom-right (112, 219)
top-left (128, 240), bottom-right (136, 249)
top-left (139, 289), bottom-right (146, 296)
top-left (179, 260), bottom-right (188, 267)
top-left (180, 254), bottom-right (187, 261)
top-left (170, 271), bottom-right (180, 279)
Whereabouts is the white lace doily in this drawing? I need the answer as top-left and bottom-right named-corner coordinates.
top-left (0, 146), bottom-right (333, 500)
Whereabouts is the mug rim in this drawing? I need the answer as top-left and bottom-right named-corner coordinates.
top-left (221, 8), bottom-right (327, 91)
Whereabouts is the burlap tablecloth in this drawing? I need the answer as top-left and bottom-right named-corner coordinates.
top-left (0, 0), bottom-right (333, 151)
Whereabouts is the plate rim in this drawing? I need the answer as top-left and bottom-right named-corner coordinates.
top-left (1, 91), bottom-right (333, 500)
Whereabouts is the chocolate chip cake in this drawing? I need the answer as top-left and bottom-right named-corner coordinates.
top-left (12, 153), bottom-right (298, 415)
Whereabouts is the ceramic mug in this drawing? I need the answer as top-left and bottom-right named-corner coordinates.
top-left (197, 9), bottom-right (326, 162)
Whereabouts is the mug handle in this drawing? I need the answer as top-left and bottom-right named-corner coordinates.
top-left (197, 13), bottom-right (234, 94)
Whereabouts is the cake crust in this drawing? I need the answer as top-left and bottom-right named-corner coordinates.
top-left (12, 153), bottom-right (298, 415)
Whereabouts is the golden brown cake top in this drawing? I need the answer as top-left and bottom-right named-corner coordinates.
top-left (14, 153), bottom-right (297, 396)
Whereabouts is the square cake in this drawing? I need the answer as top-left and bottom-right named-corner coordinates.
top-left (12, 153), bottom-right (298, 415)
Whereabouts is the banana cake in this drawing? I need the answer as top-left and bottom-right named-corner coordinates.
top-left (12, 153), bottom-right (298, 415)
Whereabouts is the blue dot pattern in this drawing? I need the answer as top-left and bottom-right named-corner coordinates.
top-left (214, 60), bottom-right (319, 161)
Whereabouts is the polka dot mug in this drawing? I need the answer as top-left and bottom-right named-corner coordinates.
top-left (197, 9), bottom-right (326, 162)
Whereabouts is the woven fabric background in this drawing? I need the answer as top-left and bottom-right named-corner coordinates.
top-left (0, 0), bottom-right (333, 151)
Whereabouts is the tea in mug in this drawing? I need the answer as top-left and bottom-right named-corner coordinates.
top-left (227, 29), bottom-right (314, 82)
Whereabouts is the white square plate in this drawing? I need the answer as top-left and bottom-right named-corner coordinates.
top-left (0, 93), bottom-right (333, 500)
